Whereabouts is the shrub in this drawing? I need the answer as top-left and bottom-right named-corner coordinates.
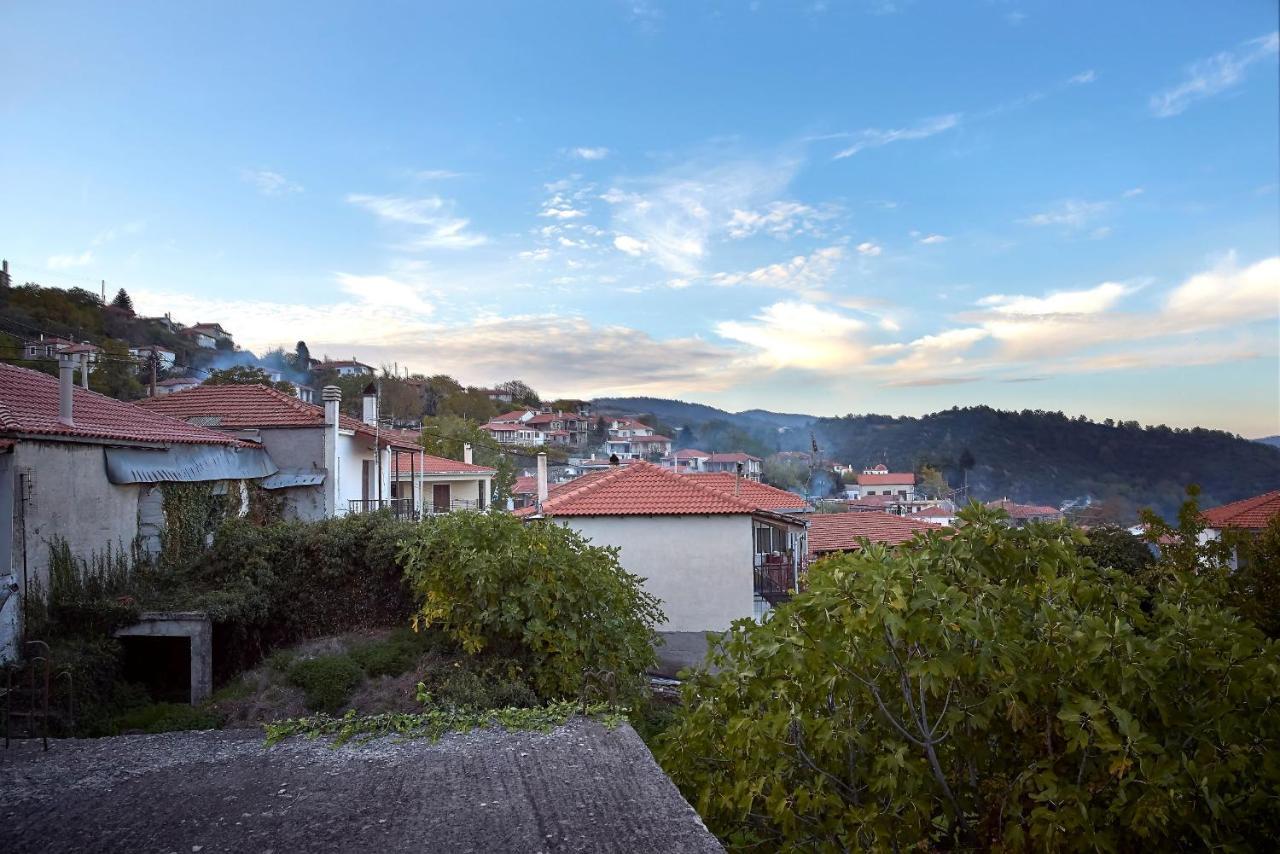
top-left (399, 511), bottom-right (663, 703)
top-left (433, 667), bottom-right (539, 710)
top-left (1077, 523), bottom-right (1154, 575)
top-left (659, 504), bottom-right (1280, 850)
top-left (110, 702), bottom-right (222, 734)
top-left (287, 655), bottom-right (364, 714)
top-left (349, 627), bottom-right (436, 678)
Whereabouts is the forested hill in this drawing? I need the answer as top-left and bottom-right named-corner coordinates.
top-left (814, 407), bottom-right (1280, 520)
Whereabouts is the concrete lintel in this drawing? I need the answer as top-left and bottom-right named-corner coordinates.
top-left (115, 611), bottom-right (212, 705)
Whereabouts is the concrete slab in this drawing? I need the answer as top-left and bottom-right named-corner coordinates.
top-left (0, 721), bottom-right (723, 853)
top-left (655, 631), bottom-right (722, 677)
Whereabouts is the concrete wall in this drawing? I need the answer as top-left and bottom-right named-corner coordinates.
top-left (563, 515), bottom-right (756, 633)
top-left (0, 452), bottom-right (16, 663)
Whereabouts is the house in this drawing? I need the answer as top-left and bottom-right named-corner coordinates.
top-left (1201, 490), bottom-right (1280, 569)
top-left (152, 376), bottom-right (202, 396)
top-left (599, 417), bottom-right (672, 461)
top-left (846, 463), bottom-right (916, 500)
top-left (807, 512), bottom-right (939, 560)
top-left (128, 344), bottom-right (177, 371)
top-left (21, 335), bottom-right (76, 360)
top-left (703, 452), bottom-right (763, 482)
top-left (388, 441), bottom-right (497, 514)
top-left (479, 387), bottom-right (515, 404)
top-left (482, 409), bottom-right (592, 447)
top-left (660, 448), bottom-right (712, 472)
top-left (137, 383), bottom-right (422, 521)
top-left (181, 328), bottom-right (218, 349)
top-left (525, 411), bottom-right (591, 446)
top-left (514, 460), bottom-right (808, 657)
top-left (316, 359), bottom-right (375, 377)
top-left (910, 503), bottom-right (959, 526)
top-left (985, 498), bottom-right (1064, 527)
top-left (680, 472), bottom-right (811, 514)
top-left (0, 360), bottom-right (276, 664)
top-left (189, 323), bottom-right (233, 345)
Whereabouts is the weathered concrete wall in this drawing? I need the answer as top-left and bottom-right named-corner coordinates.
top-left (564, 515), bottom-right (755, 633)
top-left (0, 452), bottom-right (17, 664)
top-left (116, 611), bottom-right (213, 704)
top-left (257, 428), bottom-right (327, 521)
top-left (13, 441), bottom-right (141, 605)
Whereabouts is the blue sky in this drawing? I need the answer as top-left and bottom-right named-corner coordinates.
top-left (3, 1), bottom-right (1278, 436)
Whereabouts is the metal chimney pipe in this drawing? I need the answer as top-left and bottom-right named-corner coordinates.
top-left (57, 353), bottom-right (76, 425)
top-left (536, 452), bottom-right (549, 503)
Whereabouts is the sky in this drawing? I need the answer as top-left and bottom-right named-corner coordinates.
top-left (2, 1), bottom-right (1278, 437)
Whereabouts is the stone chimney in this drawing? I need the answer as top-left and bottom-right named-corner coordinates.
top-left (463, 442), bottom-right (473, 465)
top-left (361, 382), bottom-right (377, 427)
top-left (536, 452), bottom-right (549, 504)
top-left (57, 353), bottom-right (77, 425)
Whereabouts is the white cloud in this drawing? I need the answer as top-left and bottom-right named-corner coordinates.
top-left (716, 301), bottom-right (866, 370)
top-left (709, 246), bottom-right (844, 298)
top-left (334, 272), bottom-right (435, 315)
top-left (726, 201), bottom-right (833, 239)
top-left (1150, 32), bottom-right (1279, 117)
top-left (918, 233), bottom-right (948, 244)
top-left (1164, 255), bottom-right (1280, 327)
top-left (571, 147), bottom-right (610, 160)
top-left (614, 235), bottom-right (649, 256)
top-left (243, 169), bottom-right (303, 196)
top-left (833, 113), bottom-right (961, 159)
top-left (1068, 70), bottom-right (1097, 85)
top-left (978, 281), bottom-right (1131, 316)
top-left (539, 194), bottom-right (587, 219)
top-left (346, 193), bottom-right (487, 249)
top-left (518, 248), bottom-right (552, 262)
top-left (856, 241), bottom-right (882, 257)
top-left (411, 169), bottom-right (467, 180)
top-left (1122, 187), bottom-right (1144, 198)
top-left (1020, 199), bottom-right (1109, 229)
top-left (47, 250), bottom-right (94, 270)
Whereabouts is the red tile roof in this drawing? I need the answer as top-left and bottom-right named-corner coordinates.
top-left (669, 448), bottom-right (710, 459)
top-left (513, 475), bottom-right (538, 495)
top-left (1202, 490), bottom-right (1280, 531)
top-left (985, 499), bottom-right (1063, 519)
top-left (513, 461), bottom-right (799, 521)
top-left (856, 472), bottom-right (915, 486)
top-left (0, 363), bottom-right (247, 447)
top-left (492, 409), bottom-right (534, 423)
top-left (911, 505), bottom-right (955, 519)
top-left (681, 473), bottom-right (810, 512)
top-left (630, 434), bottom-right (672, 443)
top-left (808, 512), bottom-right (937, 556)
top-left (135, 383), bottom-right (413, 448)
top-left (390, 450), bottom-right (495, 477)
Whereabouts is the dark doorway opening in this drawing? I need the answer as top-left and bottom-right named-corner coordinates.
top-left (120, 635), bottom-right (191, 703)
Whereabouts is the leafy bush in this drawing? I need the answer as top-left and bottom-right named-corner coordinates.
top-left (287, 654), bottom-right (364, 714)
top-left (434, 668), bottom-right (539, 710)
top-left (110, 702), bottom-right (222, 734)
top-left (349, 627), bottom-right (436, 678)
top-left (399, 512), bottom-right (663, 703)
top-left (1076, 523), bottom-right (1154, 575)
top-left (659, 504), bottom-right (1280, 851)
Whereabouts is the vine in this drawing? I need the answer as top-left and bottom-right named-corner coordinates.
top-left (158, 481), bottom-right (237, 569)
top-left (263, 696), bottom-right (628, 747)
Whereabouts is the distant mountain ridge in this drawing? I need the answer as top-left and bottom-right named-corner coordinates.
top-left (592, 397), bottom-right (1280, 521)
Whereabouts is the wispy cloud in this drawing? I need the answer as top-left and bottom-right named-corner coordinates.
top-left (242, 168), bottom-right (303, 196)
top-left (411, 169), bottom-right (467, 180)
top-left (725, 201), bottom-right (834, 240)
top-left (346, 193), bottom-right (487, 249)
top-left (833, 113), bottom-right (961, 159)
top-left (1067, 69), bottom-right (1097, 85)
top-left (1019, 199), bottom-right (1110, 229)
top-left (1150, 32), bottom-right (1279, 117)
top-left (570, 146), bottom-right (610, 160)
top-left (716, 301), bottom-right (867, 371)
top-left (855, 241), bottom-right (882, 257)
top-left (47, 250), bottom-right (94, 270)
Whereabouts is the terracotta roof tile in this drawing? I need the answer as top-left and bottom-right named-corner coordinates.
top-left (808, 512), bottom-right (937, 556)
top-left (985, 499), bottom-right (1063, 520)
top-left (681, 473), bottom-right (810, 512)
top-left (390, 449), bottom-right (495, 476)
top-left (0, 363), bottom-right (247, 447)
top-left (856, 472), bottom-right (915, 486)
top-left (513, 461), bottom-right (797, 520)
top-left (1202, 490), bottom-right (1280, 530)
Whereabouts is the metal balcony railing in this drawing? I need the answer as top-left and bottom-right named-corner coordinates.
top-left (347, 498), bottom-right (416, 519)
top-left (753, 553), bottom-right (799, 606)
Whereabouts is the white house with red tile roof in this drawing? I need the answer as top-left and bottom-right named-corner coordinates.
top-left (985, 498), bottom-right (1064, 527)
top-left (0, 361), bottom-right (276, 664)
top-left (847, 464), bottom-right (916, 500)
top-left (660, 448), bottom-right (712, 472)
top-left (387, 441), bottom-right (497, 514)
top-left (315, 359), bottom-right (375, 377)
top-left (702, 452), bottom-right (763, 482)
top-left (600, 418), bottom-right (672, 460)
top-left (138, 383), bottom-right (423, 521)
top-left (514, 461), bottom-right (807, 661)
top-left (1200, 490), bottom-right (1280, 568)
top-left (910, 503), bottom-right (959, 526)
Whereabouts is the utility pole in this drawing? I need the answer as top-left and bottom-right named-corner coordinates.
top-left (149, 351), bottom-right (157, 398)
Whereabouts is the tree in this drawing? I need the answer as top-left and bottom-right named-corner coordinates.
top-left (762, 456), bottom-right (808, 491)
top-left (659, 503), bottom-right (1280, 850)
top-left (419, 415), bottom-right (515, 501)
top-left (88, 339), bottom-right (144, 400)
top-left (399, 511), bottom-right (663, 702)
top-left (110, 288), bottom-right (134, 315)
top-left (1077, 524), bottom-right (1154, 575)
top-left (590, 416), bottom-right (609, 447)
top-left (440, 388), bottom-right (497, 422)
top-left (1230, 515), bottom-right (1280, 638)
top-left (421, 374), bottom-right (463, 417)
top-left (917, 464), bottom-right (949, 499)
top-left (294, 340), bottom-right (311, 369)
top-left (203, 365), bottom-right (295, 393)
top-left (497, 379), bottom-right (540, 408)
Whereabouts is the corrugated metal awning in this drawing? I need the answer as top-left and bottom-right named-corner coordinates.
top-left (260, 468), bottom-right (327, 490)
top-left (104, 445), bottom-right (278, 485)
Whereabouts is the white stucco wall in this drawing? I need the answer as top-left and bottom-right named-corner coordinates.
top-left (562, 514), bottom-right (756, 633)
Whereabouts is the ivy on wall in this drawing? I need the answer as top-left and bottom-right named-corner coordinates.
top-left (158, 481), bottom-right (238, 570)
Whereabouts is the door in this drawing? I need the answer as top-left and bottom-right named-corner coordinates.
top-left (432, 484), bottom-right (450, 513)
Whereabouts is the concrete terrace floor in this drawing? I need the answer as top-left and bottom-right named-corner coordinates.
top-left (0, 719), bottom-right (723, 853)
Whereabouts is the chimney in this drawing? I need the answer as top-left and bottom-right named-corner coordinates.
top-left (735, 461), bottom-right (743, 497)
top-left (536, 452), bottom-right (549, 504)
top-left (322, 385), bottom-right (341, 515)
top-left (80, 350), bottom-right (90, 389)
top-left (323, 385), bottom-right (342, 427)
top-left (57, 353), bottom-right (77, 426)
top-left (463, 442), bottom-right (473, 465)
top-left (361, 382), bottom-right (377, 427)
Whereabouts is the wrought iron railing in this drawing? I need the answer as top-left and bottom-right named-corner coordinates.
top-left (754, 553), bottom-right (798, 605)
top-left (347, 498), bottom-right (416, 519)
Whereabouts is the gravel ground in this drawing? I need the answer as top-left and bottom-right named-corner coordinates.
top-left (0, 719), bottom-right (722, 853)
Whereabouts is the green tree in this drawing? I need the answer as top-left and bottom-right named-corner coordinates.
top-left (659, 504), bottom-right (1279, 850)
top-left (497, 378), bottom-right (540, 407)
top-left (293, 340), bottom-right (311, 369)
top-left (398, 512), bottom-right (663, 702)
top-left (420, 415), bottom-right (515, 501)
top-left (762, 456), bottom-right (808, 491)
top-left (110, 288), bottom-right (134, 315)
top-left (1227, 514), bottom-right (1280, 638)
top-left (89, 339), bottom-right (144, 400)
top-left (1077, 523), bottom-right (1154, 575)
top-left (440, 388), bottom-right (498, 422)
top-left (917, 464), bottom-right (950, 499)
top-left (203, 365), bottom-right (295, 393)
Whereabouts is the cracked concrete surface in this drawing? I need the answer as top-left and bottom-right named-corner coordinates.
top-left (0, 719), bottom-right (722, 853)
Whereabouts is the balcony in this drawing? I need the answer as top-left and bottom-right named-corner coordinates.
top-left (754, 552), bottom-right (799, 606)
top-left (347, 498), bottom-right (483, 519)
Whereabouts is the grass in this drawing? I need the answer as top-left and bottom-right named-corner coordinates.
top-left (110, 702), bottom-right (223, 734)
